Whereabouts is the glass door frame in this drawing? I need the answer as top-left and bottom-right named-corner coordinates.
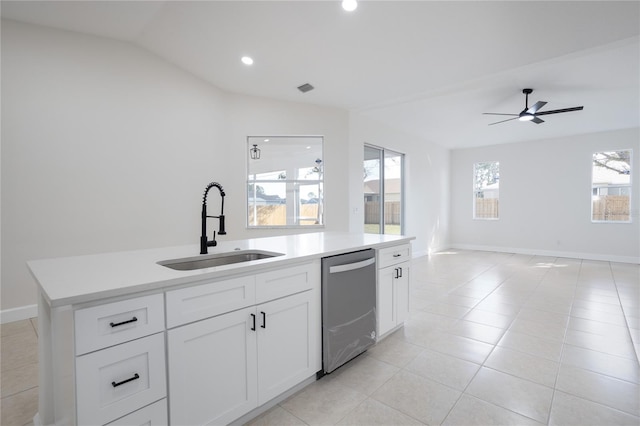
top-left (364, 144), bottom-right (405, 235)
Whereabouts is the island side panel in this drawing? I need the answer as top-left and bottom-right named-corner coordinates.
top-left (38, 292), bottom-right (76, 425)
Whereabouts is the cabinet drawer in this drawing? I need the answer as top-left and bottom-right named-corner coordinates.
top-left (377, 244), bottom-right (411, 269)
top-left (75, 294), bottom-right (164, 355)
top-left (166, 275), bottom-right (256, 328)
top-left (255, 262), bottom-right (318, 304)
top-left (76, 333), bottom-right (167, 426)
top-left (106, 399), bottom-right (167, 426)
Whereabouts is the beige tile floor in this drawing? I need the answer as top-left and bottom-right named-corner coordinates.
top-left (1, 250), bottom-right (639, 425)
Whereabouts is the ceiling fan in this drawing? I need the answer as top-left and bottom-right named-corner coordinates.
top-left (484, 88), bottom-right (584, 126)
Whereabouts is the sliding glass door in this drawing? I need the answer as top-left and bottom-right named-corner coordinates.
top-left (364, 145), bottom-right (404, 235)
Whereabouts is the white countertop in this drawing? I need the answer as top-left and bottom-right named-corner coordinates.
top-left (28, 232), bottom-right (414, 307)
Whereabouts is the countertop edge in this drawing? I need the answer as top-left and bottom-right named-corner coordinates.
top-left (29, 233), bottom-right (415, 308)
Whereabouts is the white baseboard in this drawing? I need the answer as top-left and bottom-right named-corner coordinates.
top-left (449, 243), bottom-right (640, 264)
top-left (412, 249), bottom-right (429, 259)
top-left (0, 304), bottom-right (37, 324)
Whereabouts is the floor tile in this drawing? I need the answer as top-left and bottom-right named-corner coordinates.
top-left (498, 330), bottom-right (564, 361)
top-left (517, 308), bottom-right (569, 329)
top-left (561, 344), bottom-right (639, 384)
top-left (466, 367), bottom-right (554, 424)
top-left (549, 391), bottom-right (640, 426)
top-left (405, 348), bottom-right (480, 390)
top-left (447, 319), bottom-right (505, 345)
top-left (420, 302), bottom-right (471, 319)
top-left (0, 331), bottom-right (38, 372)
top-left (336, 398), bottom-right (423, 426)
top-left (367, 335), bottom-right (423, 368)
top-left (0, 320), bottom-right (34, 338)
top-left (564, 329), bottom-right (636, 360)
top-left (280, 378), bottom-right (367, 425)
top-left (474, 300), bottom-right (521, 316)
top-left (484, 346), bottom-right (559, 387)
top-left (0, 361), bottom-right (38, 398)
top-left (371, 370), bottom-right (460, 425)
top-left (508, 317), bottom-right (567, 342)
top-left (443, 394), bottom-right (544, 426)
top-left (571, 307), bottom-right (628, 327)
top-left (0, 386), bottom-right (38, 426)
top-left (572, 299), bottom-right (625, 315)
top-left (567, 316), bottom-right (631, 340)
top-left (437, 294), bottom-right (481, 309)
top-left (246, 406), bottom-right (306, 426)
top-left (422, 331), bottom-right (495, 364)
top-left (462, 309), bottom-right (515, 329)
top-left (328, 355), bottom-right (399, 396)
top-left (556, 364), bottom-right (639, 417)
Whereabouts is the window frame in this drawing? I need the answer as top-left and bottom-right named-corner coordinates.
top-left (473, 161), bottom-right (500, 220)
top-left (591, 149), bottom-right (632, 224)
top-left (363, 144), bottom-right (405, 235)
top-left (246, 135), bottom-right (324, 229)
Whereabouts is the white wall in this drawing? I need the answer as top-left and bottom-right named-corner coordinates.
top-left (450, 128), bottom-right (640, 263)
top-left (0, 20), bottom-right (349, 315)
top-left (349, 113), bottom-right (450, 258)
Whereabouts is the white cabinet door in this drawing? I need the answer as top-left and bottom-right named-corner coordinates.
top-left (377, 261), bottom-right (410, 339)
top-left (167, 307), bottom-right (257, 426)
top-left (377, 266), bottom-right (396, 337)
top-left (256, 290), bottom-right (319, 405)
top-left (395, 263), bottom-right (410, 325)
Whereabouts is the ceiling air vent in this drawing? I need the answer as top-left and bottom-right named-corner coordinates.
top-left (297, 83), bottom-right (314, 93)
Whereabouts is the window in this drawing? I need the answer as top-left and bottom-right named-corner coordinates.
top-left (474, 161), bottom-right (499, 219)
top-left (247, 136), bottom-right (323, 228)
top-left (592, 150), bottom-right (632, 222)
top-left (364, 145), bottom-right (404, 235)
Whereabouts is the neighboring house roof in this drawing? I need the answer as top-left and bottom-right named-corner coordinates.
top-left (364, 178), bottom-right (401, 194)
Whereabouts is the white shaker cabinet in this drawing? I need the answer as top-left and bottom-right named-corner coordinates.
top-left (167, 306), bottom-right (258, 426)
top-left (166, 262), bottom-right (320, 426)
top-left (377, 244), bottom-right (411, 339)
top-left (257, 290), bottom-right (319, 404)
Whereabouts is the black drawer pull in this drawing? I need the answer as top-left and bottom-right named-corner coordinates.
top-left (110, 317), bottom-right (138, 328)
top-left (261, 311), bottom-right (266, 329)
top-left (393, 253), bottom-right (402, 257)
top-left (111, 373), bottom-right (139, 388)
top-left (250, 313), bottom-right (256, 331)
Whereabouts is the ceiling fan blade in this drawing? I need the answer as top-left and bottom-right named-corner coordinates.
top-left (536, 106), bottom-right (584, 116)
top-left (531, 117), bottom-right (544, 124)
top-left (488, 117), bottom-right (519, 126)
top-left (527, 101), bottom-right (547, 114)
top-left (483, 113), bottom-right (519, 116)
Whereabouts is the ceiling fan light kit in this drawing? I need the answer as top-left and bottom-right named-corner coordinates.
top-left (484, 88), bottom-right (584, 126)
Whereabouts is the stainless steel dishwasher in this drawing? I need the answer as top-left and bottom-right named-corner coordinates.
top-left (321, 249), bottom-right (376, 374)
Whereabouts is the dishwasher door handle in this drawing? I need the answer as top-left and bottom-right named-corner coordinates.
top-left (329, 257), bottom-right (375, 274)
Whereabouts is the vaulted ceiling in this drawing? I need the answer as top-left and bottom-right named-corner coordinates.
top-left (2, 1), bottom-right (639, 148)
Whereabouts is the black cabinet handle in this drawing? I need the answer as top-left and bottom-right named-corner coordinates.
top-left (398, 267), bottom-right (403, 278)
top-left (394, 268), bottom-right (399, 279)
top-left (261, 311), bottom-right (266, 329)
top-left (393, 253), bottom-right (402, 258)
top-left (250, 313), bottom-right (256, 331)
top-left (111, 373), bottom-right (139, 388)
top-left (110, 317), bottom-right (138, 328)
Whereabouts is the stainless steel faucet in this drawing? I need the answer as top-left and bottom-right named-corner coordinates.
top-left (200, 182), bottom-right (226, 254)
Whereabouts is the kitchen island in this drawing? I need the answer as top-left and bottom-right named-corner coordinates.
top-left (29, 232), bottom-right (414, 426)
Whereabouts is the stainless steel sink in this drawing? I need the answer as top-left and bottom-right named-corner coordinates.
top-left (158, 250), bottom-right (284, 271)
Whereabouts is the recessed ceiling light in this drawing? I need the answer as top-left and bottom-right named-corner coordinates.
top-left (342, 0), bottom-right (357, 12)
top-left (241, 56), bottom-right (254, 66)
